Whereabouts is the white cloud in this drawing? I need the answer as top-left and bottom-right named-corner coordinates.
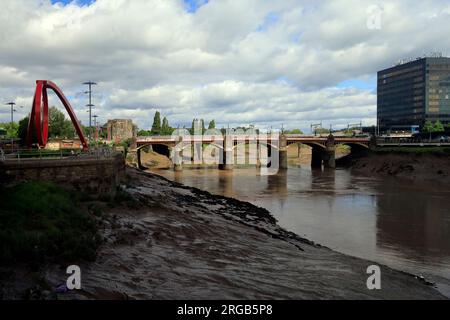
top-left (0, 0), bottom-right (449, 132)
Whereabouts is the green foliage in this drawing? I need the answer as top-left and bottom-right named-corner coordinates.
top-left (151, 111), bottom-right (161, 135)
top-left (314, 128), bottom-right (330, 135)
top-left (161, 117), bottom-right (172, 135)
top-left (286, 128), bottom-right (303, 134)
top-left (434, 120), bottom-right (444, 133)
top-left (138, 129), bottom-right (151, 136)
top-left (208, 120), bottom-right (216, 130)
top-left (423, 120), bottom-right (435, 133)
top-left (0, 122), bottom-right (19, 138)
top-left (17, 116), bottom-right (30, 143)
top-left (48, 107), bottom-right (75, 138)
top-left (98, 127), bottom-right (108, 139)
top-left (0, 182), bottom-right (101, 264)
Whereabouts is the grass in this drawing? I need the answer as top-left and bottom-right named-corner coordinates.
top-left (374, 147), bottom-right (450, 156)
top-left (0, 181), bottom-right (101, 265)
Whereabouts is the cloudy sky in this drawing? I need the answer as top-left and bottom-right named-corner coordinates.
top-left (1, 0), bottom-right (449, 132)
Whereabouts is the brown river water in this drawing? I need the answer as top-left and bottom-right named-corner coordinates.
top-left (151, 166), bottom-right (450, 287)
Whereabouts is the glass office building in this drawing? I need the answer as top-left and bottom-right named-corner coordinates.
top-left (377, 56), bottom-right (450, 131)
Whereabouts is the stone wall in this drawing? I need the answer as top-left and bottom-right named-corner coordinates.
top-left (107, 119), bottom-right (137, 143)
top-left (0, 153), bottom-right (125, 198)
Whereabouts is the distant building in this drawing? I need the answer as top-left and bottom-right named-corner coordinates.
top-left (377, 56), bottom-right (450, 131)
top-left (106, 119), bottom-right (137, 142)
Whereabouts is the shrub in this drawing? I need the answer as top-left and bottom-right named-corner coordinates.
top-left (0, 182), bottom-right (101, 265)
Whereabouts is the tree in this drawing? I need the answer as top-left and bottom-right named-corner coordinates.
top-left (423, 120), bottom-right (434, 141)
top-left (287, 128), bottom-right (303, 134)
top-left (315, 128), bottom-right (330, 135)
top-left (200, 119), bottom-right (205, 134)
top-left (0, 122), bottom-right (19, 138)
top-left (423, 120), bottom-right (434, 133)
top-left (208, 120), bottom-right (216, 130)
top-left (48, 107), bottom-right (74, 138)
top-left (161, 117), bottom-right (171, 135)
top-left (191, 118), bottom-right (199, 135)
top-left (17, 116), bottom-right (30, 143)
top-left (138, 129), bottom-right (151, 136)
top-left (151, 111), bottom-right (161, 135)
top-left (434, 120), bottom-right (444, 133)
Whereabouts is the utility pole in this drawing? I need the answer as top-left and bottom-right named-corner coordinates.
top-left (83, 81), bottom-right (97, 140)
top-left (310, 122), bottom-right (322, 136)
top-left (4, 102), bottom-right (21, 151)
top-left (347, 121), bottom-right (363, 135)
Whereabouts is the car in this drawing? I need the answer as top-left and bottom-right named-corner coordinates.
top-left (439, 136), bottom-right (450, 143)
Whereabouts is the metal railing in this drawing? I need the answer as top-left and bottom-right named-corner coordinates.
top-left (0, 146), bottom-right (117, 163)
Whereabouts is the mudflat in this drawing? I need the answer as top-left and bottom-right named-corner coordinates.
top-left (42, 167), bottom-right (445, 300)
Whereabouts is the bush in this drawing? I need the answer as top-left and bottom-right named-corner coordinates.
top-left (0, 182), bottom-right (101, 265)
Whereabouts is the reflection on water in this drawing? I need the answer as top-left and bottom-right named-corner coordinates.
top-left (155, 167), bottom-right (450, 282)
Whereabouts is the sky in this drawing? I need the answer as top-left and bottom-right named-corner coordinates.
top-left (1, 0), bottom-right (450, 132)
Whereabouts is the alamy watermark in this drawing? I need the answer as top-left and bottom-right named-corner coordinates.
top-left (66, 265), bottom-right (81, 290)
top-left (157, 126), bottom-right (283, 175)
top-left (366, 265), bottom-right (381, 290)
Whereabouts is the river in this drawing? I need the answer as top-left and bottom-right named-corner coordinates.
top-left (149, 166), bottom-right (450, 293)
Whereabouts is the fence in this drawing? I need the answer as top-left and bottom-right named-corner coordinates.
top-left (0, 146), bottom-right (117, 163)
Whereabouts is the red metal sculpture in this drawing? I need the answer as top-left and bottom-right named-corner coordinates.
top-left (27, 80), bottom-right (89, 150)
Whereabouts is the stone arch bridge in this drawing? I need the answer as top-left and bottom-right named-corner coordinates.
top-left (135, 134), bottom-right (374, 171)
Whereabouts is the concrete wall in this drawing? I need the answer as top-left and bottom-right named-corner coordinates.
top-left (0, 153), bottom-right (125, 198)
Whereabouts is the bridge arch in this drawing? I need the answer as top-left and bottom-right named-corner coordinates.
top-left (335, 142), bottom-right (370, 166)
top-left (136, 143), bottom-right (172, 170)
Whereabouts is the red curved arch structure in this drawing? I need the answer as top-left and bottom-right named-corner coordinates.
top-left (27, 80), bottom-right (89, 150)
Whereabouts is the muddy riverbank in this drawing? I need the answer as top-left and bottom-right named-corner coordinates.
top-left (1, 167), bottom-right (447, 299)
top-left (347, 152), bottom-right (450, 185)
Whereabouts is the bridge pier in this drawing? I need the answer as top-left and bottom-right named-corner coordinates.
top-left (323, 134), bottom-right (336, 168)
top-left (219, 135), bottom-right (234, 170)
top-left (279, 134), bottom-right (288, 170)
top-left (311, 148), bottom-right (323, 168)
top-left (173, 136), bottom-right (183, 171)
top-left (322, 150), bottom-right (335, 168)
